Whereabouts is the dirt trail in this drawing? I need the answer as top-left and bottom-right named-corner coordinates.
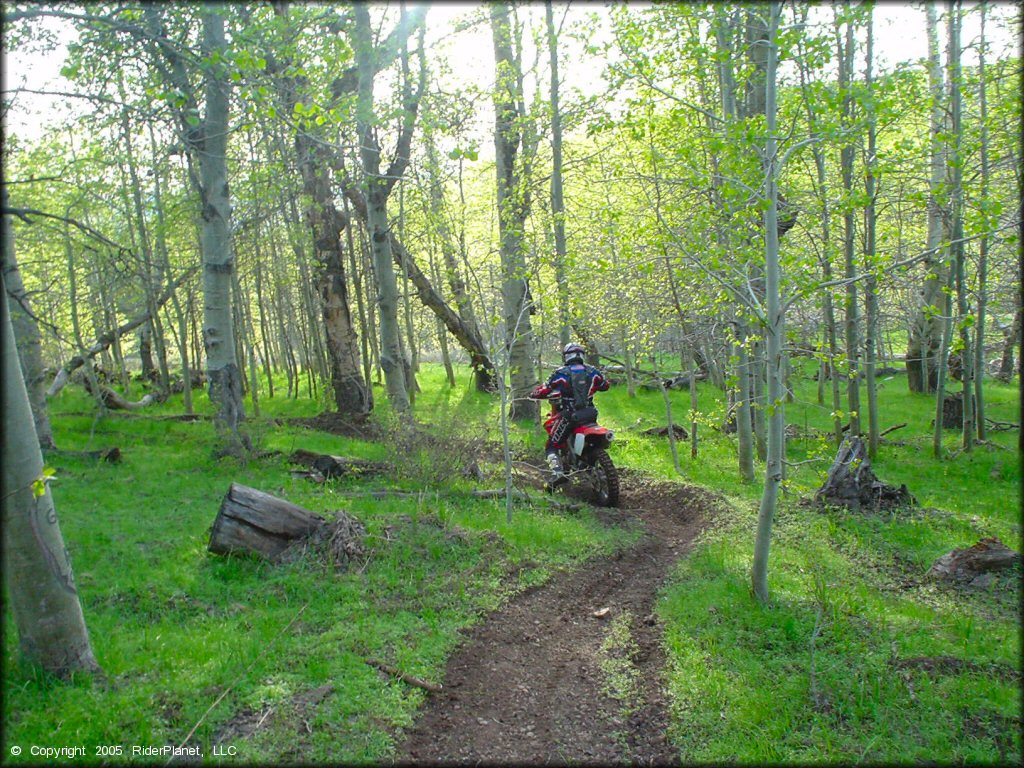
top-left (398, 472), bottom-right (716, 765)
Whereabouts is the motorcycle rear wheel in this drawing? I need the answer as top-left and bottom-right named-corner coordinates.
top-left (589, 448), bottom-right (620, 507)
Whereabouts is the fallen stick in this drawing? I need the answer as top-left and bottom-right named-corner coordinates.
top-left (46, 447), bottom-right (122, 463)
top-left (366, 659), bottom-right (442, 693)
top-left (985, 418), bottom-right (1019, 432)
top-left (879, 422), bottom-right (908, 437)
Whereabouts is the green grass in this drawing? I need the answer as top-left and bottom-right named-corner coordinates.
top-left (4, 372), bottom-right (633, 764)
top-left (4, 361), bottom-right (1020, 764)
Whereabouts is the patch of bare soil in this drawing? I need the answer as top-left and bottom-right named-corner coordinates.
top-left (286, 411), bottom-right (384, 440)
top-left (397, 470), bottom-right (721, 766)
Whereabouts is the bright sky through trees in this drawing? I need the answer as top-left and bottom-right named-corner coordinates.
top-left (4, 3), bottom-right (1017, 145)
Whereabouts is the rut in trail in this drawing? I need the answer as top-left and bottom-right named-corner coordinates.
top-left (398, 474), bottom-right (715, 766)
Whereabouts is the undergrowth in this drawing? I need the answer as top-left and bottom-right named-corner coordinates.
top-left (3, 361), bottom-right (1020, 764)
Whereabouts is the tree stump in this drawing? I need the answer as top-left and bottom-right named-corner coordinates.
top-left (209, 484), bottom-right (328, 559)
top-left (926, 537), bottom-right (1021, 590)
top-left (815, 437), bottom-right (915, 512)
top-left (942, 392), bottom-right (963, 429)
top-left (208, 484), bottom-right (366, 569)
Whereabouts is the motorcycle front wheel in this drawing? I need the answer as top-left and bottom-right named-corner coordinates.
top-left (588, 448), bottom-right (620, 507)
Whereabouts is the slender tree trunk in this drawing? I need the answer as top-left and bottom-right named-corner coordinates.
top-left (341, 192), bottom-right (374, 396)
top-left (147, 123), bottom-right (192, 414)
top-left (686, 335), bottom-right (699, 459)
top-left (430, 255), bottom-right (457, 387)
top-left (947, 1), bottom-right (974, 452)
top-left (424, 136), bottom-right (490, 391)
top-left (810, 151), bottom-right (841, 441)
top-left (545, 0), bottom-right (570, 347)
top-left (907, 3), bottom-right (950, 393)
top-left (933, 266), bottom-right (956, 458)
top-left (997, 307), bottom-right (1020, 382)
top-left (252, 240), bottom-right (275, 399)
top-left (621, 329), bottom-right (636, 399)
top-left (974, 2), bottom-right (990, 441)
top-left (233, 272), bottom-right (260, 417)
top-left (2, 268), bottom-right (100, 676)
top-left (397, 187), bottom-right (420, 400)
top-left (838, 7), bottom-right (861, 437)
top-left (3, 188), bottom-right (56, 449)
top-left (735, 330), bottom-right (756, 483)
top-left (752, 2), bottom-right (784, 605)
top-left (355, 6), bottom-right (409, 413)
top-left (64, 223), bottom-right (106, 414)
top-left (491, 2), bottom-right (539, 422)
top-left (863, 8), bottom-right (880, 459)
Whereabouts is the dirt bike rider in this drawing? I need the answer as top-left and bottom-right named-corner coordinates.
top-left (529, 342), bottom-right (610, 487)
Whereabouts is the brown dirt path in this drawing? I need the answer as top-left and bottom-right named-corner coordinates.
top-left (397, 471), bottom-right (717, 765)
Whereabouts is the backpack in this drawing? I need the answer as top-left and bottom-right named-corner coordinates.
top-left (568, 366), bottom-right (590, 410)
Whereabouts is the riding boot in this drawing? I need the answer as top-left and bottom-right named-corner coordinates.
top-left (546, 451), bottom-right (567, 488)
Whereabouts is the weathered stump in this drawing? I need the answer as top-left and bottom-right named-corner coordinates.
top-left (926, 537), bottom-right (1021, 590)
top-left (815, 437), bottom-right (915, 512)
top-left (942, 392), bottom-right (963, 429)
top-left (209, 483), bottom-right (328, 559)
top-left (208, 484), bottom-right (367, 570)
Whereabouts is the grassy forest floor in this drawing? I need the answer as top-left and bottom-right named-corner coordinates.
top-left (3, 361), bottom-right (1021, 764)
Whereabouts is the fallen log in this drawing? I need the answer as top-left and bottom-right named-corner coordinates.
top-left (208, 483), bottom-right (365, 568)
top-left (287, 449), bottom-right (391, 479)
top-left (815, 436), bottom-right (915, 512)
top-left (926, 537), bottom-right (1021, 590)
top-left (985, 418), bottom-right (1019, 432)
top-left (46, 447), bottom-right (122, 463)
top-left (641, 424), bottom-right (689, 440)
top-left (84, 378), bottom-right (158, 411)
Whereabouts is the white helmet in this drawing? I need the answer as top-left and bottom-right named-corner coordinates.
top-left (562, 342), bottom-right (585, 365)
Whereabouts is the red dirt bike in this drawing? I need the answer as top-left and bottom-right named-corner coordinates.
top-left (537, 400), bottom-right (620, 507)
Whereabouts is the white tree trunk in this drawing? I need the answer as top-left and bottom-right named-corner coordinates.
top-left (199, 6), bottom-right (248, 453)
top-left (2, 269), bottom-right (99, 676)
top-left (3, 188), bottom-right (56, 449)
top-left (491, 1), bottom-right (539, 422)
top-left (752, 1), bottom-right (784, 606)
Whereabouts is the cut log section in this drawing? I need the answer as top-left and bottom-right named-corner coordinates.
top-left (209, 484), bottom-right (366, 568)
top-left (288, 449), bottom-right (391, 479)
top-left (209, 483), bottom-right (328, 560)
top-left (815, 436), bottom-right (915, 512)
